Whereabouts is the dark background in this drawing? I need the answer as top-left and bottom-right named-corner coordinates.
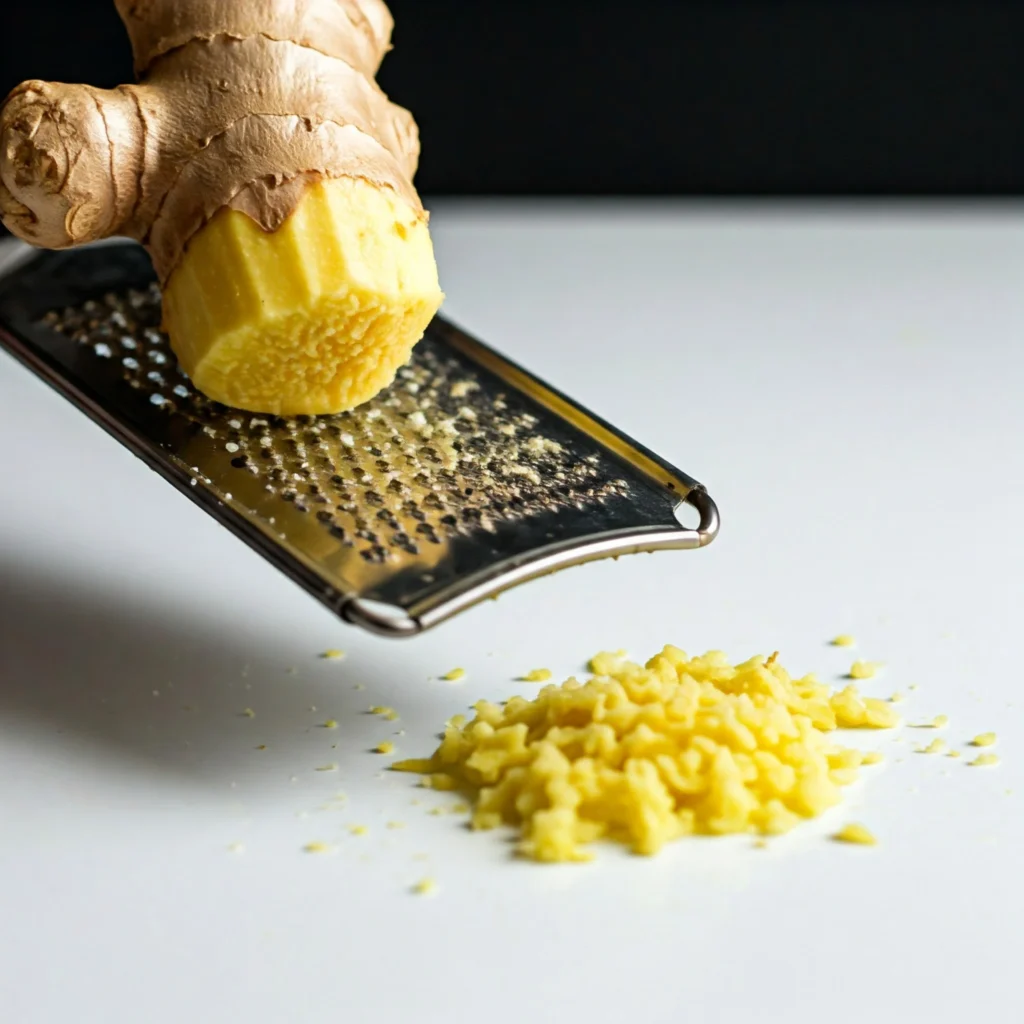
top-left (1, 0), bottom-right (1021, 196)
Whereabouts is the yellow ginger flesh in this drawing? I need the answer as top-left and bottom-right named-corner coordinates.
top-left (395, 647), bottom-right (900, 862)
top-left (163, 176), bottom-right (441, 415)
top-left (833, 823), bottom-right (877, 846)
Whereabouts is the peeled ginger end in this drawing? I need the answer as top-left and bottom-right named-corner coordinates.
top-left (162, 176), bottom-right (443, 415)
top-left (403, 646), bottom-right (899, 863)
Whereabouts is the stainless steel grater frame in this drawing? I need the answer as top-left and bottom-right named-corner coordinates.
top-left (0, 242), bottom-right (719, 637)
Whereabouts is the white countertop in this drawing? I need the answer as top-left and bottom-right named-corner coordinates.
top-left (1, 203), bottom-right (1022, 1023)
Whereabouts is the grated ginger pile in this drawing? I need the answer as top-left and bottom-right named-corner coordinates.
top-left (395, 647), bottom-right (900, 862)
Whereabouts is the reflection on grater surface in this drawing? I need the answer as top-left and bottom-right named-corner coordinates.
top-left (42, 286), bottom-right (628, 567)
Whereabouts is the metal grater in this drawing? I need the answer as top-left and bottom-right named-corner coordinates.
top-left (0, 242), bottom-right (719, 636)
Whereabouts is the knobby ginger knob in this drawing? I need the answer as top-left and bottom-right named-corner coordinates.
top-left (0, 0), bottom-right (442, 415)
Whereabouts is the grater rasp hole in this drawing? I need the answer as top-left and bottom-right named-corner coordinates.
top-left (43, 288), bottom-right (630, 564)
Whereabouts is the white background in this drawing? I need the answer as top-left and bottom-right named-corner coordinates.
top-left (1, 203), bottom-right (1022, 1023)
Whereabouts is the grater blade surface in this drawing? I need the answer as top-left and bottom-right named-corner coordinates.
top-left (0, 243), bottom-right (718, 636)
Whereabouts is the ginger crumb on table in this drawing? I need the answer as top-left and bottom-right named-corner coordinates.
top-left (914, 714), bottom-right (949, 729)
top-left (831, 635), bottom-right (856, 648)
top-left (349, 825), bottom-right (369, 837)
top-left (833, 824), bottom-right (878, 846)
top-left (322, 720), bottom-right (339, 730)
top-left (971, 732), bottom-right (997, 747)
top-left (918, 738), bottom-right (947, 755)
top-left (375, 741), bottom-right (395, 755)
top-left (520, 669), bottom-right (553, 683)
top-left (970, 754), bottom-right (1000, 768)
top-left (423, 773), bottom-right (457, 791)
top-left (412, 878), bottom-right (437, 896)
top-left (830, 686), bottom-right (899, 728)
top-left (442, 668), bottom-right (466, 682)
top-left (848, 660), bottom-right (882, 680)
top-left (321, 649), bottom-right (345, 661)
top-left (393, 758), bottom-right (434, 774)
top-left (316, 763), bottom-right (339, 772)
top-left (241, 708), bottom-right (256, 718)
top-left (304, 842), bottom-right (332, 854)
top-left (588, 650), bottom-right (628, 674)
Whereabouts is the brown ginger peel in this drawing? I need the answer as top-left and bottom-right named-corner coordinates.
top-left (0, 0), bottom-right (422, 284)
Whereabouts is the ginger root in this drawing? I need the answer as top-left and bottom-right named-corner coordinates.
top-left (0, 0), bottom-right (442, 415)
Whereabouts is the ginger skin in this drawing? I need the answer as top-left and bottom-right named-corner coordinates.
top-left (0, 1), bottom-right (443, 416)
